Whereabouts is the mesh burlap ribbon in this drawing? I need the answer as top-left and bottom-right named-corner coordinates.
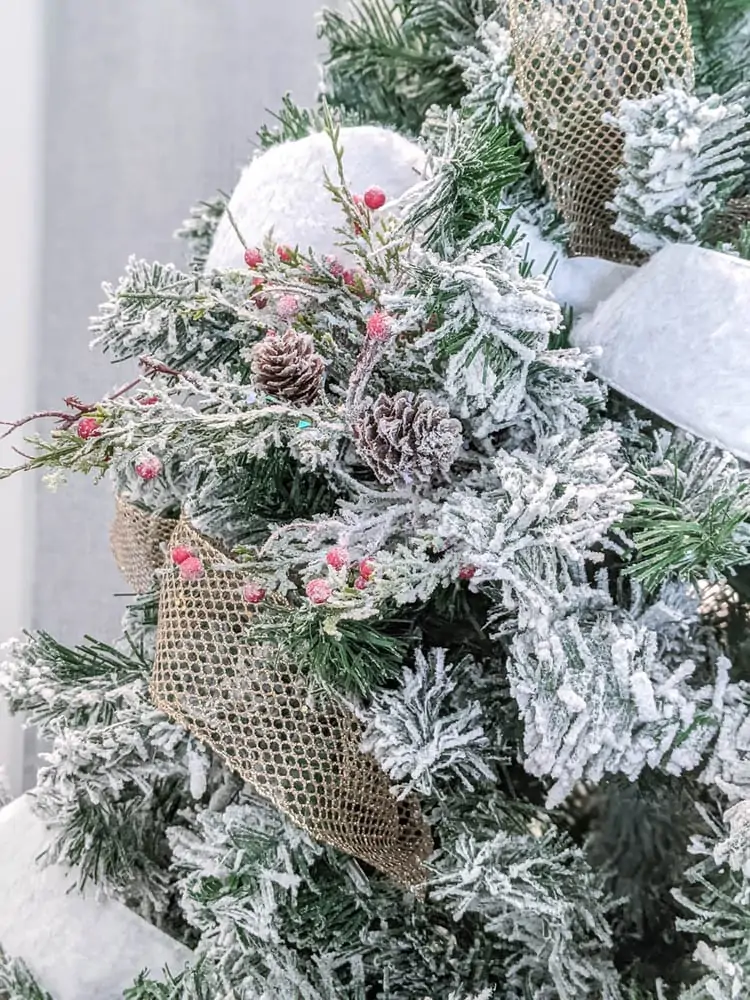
top-left (111, 504), bottom-right (432, 887)
top-left (110, 498), bottom-right (177, 593)
top-left (508, 0), bottom-right (694, 261)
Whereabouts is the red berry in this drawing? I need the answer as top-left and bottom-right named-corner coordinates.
top-left (179, 556), bottom-right (205, 582)
top-left (244, 247), bottom-right (263, 269)
top-left (251, 276), bottom-right (267, 309)
top-left (135, 455), bottom-right (162, 481)
top-left (277, 245), bottom-right (293, 263)
top-left (359, 558), bottom-right (375, 580)
top-left (459, 565), bottom-right (477, 581)
top-left (306, 578), bottom-right (333, 604)
top-left (77, 417), bottom-right (101, 439)
top-left (139, 395), bottom-right (159, 406)
top-left (325, 255), bottom-right (345, 278)
top-left (366, 311), bottom-right (391, 342)
top-left (326, 547), bottom-right (349, 571)
top-left (364, 186), bottom-right (386, 210)
top-left (276, 294), bottom-right (300, 320)
top-left (242, 582), bottom-right (266, 604)
top-left (354, 576), bottom-right (368, 591)
top-left (342, 269), bottom-right (356, 287)
top-left (171, 546), bottom-right (192, 565)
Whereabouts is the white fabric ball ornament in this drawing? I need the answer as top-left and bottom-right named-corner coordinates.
top-left (206, 126), bottom-right (426, 270)
top-left (0, 795), bottom-right (192, 999)
top-left (572, 244), bottom-right (750, 461)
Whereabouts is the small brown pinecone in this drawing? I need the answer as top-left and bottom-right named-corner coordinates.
top-left (251, 329), bottom-right (324, 405)
top-left (356, 391), bottom-right (463, 485)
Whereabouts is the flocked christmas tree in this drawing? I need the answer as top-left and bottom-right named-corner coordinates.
top-left (2, 1), bottom-right (750, 998)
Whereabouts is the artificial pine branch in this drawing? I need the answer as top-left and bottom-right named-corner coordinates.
top-left (688, 0), bottom-right (750, 90)
top-left (400, 112), bottom-right (522, 256)
top-left (320, 101), bottom-right (408, 281)
top-left (243, 600), bottom-right (413, 697)
top-left (321, 1), bottom-right (461, 133)
top-left (174, 195), bottom-right (226, 273)
top-left (609, 85), bottom-right (750, 254)
top-left (257, 93), bottom-right (363, 149)
top-left (625, 436), bottom-right (750, 592)
top-left (0, 947), bottom-right (54, 1000)
top-left (124, 963), bottom-right (216, 1000)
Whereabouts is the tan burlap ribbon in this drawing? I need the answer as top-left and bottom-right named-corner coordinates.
top-left (110, 497), bottom-right (177, 593)
top-left (508, 0), bottom-right (694, 262)
top-left (111, 502), bottom-right (432, 887)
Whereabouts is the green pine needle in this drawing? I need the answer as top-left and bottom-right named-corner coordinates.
top-left (319, 0), bottom-right (493, 133)
top-left (627, 493), bottom-right (750, 592)
top-left (625, 441), bottom-right (750, 592)
top-left (199, 450), bottom-right (340, 547)
top-left (0, 947), bottom-right (55, 1000)
top-left (257, 94), bottom-right (363, 149)
top-left (402, 114), bottom-right (523, 255)
top-left (688, 0), bottom-right (750, 90)
top-left (247, 603), bottom-right (414, 698)
top-left (124, 964), bottom-right (213, 1000)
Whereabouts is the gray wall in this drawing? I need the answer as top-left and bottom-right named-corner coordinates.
top-left (35, 0), bottom-right (332, 644)
top-left (0, 1), bottom-right (41, 797)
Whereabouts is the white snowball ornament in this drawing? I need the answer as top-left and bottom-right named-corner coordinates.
top-left (572, 244), bottom-right (750, 461)
top-left (0, 795), bottom-right (192, 999)
top-left (206, 126), bottom-right (426, 270)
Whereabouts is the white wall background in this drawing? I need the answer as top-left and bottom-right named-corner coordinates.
top-left (0, 0), bottom-right (42, 798)
top-left (0, 0), bottom-right (339, 798)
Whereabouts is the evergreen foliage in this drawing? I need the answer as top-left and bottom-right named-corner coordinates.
top-left (0, 948), bottom-right (54, 1000)
top-left (319, 0), bottom-right (501, 134)
top-left (626, 435), bottom-right (750, 592)
top-left (0, 616), bottom-right (208, 926)
top-left (608, 85), bottom-right (750, 254)
top-left (674, 799), bottom-right (750, 997)
top-left (123, 966), bottom-right (212, 1000)
top-left (174, 197), bottom-right (226, 274)
top-left (688, 0), bottom-right (750, 91)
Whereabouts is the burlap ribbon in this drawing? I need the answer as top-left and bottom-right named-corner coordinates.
top-left (110, 500), bottom-right (432, 888)
top-left (110, 497), bottom-right (177, 593)
top-left (508, 0), bottom-right (694, 262)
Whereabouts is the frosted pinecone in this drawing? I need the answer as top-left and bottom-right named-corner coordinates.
top-left (251, 329), bottom-right (324, 405)
top-left (356, 391), bottom-right (463, 485)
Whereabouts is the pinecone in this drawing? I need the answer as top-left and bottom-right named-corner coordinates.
top-left (356, 391), bottom-right (463, 485)
top-left (251, 329), bottom-right (324, 405)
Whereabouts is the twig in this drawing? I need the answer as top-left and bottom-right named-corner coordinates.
top-left (0, 410), bottom-right (79, 440)
top-left (223, 204), bottom-right (248, 250)
top-left (140, 355), bottom-right (183, 379)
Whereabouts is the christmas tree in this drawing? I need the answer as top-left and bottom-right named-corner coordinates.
top-left (2, 1), bottom-right (750, 998)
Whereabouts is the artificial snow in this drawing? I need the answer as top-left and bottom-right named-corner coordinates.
top-left (206, 126), bottom-right (426, 270)
top-left (0, 794), bottom-right (193, 1000)
top-left (572, 243), bottom-right (750, 461)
